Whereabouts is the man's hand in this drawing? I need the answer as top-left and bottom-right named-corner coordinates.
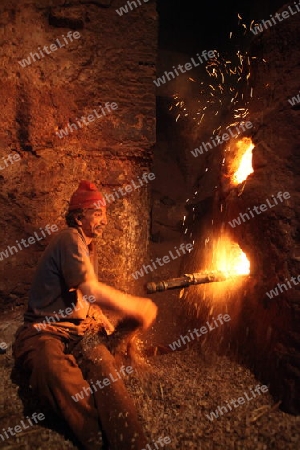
top-left (134, 298), bottom-right (158, 331)
top-left (79, 280), bottom-right (158, 330)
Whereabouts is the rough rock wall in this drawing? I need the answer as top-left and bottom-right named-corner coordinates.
top-left (229, 3), bottom-right (300, 414)
top-left (0, 0), bottom-right (157, 305)
top-left (178, 4), bottom-right (300, 414)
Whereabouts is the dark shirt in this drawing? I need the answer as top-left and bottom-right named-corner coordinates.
top-left (24, 227), bottom-right (96, 329)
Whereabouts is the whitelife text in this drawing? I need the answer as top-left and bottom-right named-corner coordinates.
top-left (72, 365), bottom-right (134, 402)
top-left (56, 102), bottom-right (118, 139)
top-left (228, 191), bottom-right (290, 228)
top-left (191, 121), bottom-right (253, 158)
top-left (34, 295), bottom-right (96, 331)
top-left (132, 243), bottom-right (193, 280)
top-left (169, 314), bottom-right (231, 351)
top-left (18, 31), bottom-right (81, 68)
top-left (93, 172), bottom-right (156, 208)
top-left (154, 50), bottom-right (217, 87)
top-left (0, 412), bottom-right (45, 443)
top-left (206, 384), bottom-right (269, 421)
top-left (0, 224), bottom-right (59, 261)
top-left (250, 2), bottom-right (300, 35)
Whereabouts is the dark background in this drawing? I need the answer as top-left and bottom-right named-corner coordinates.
top-left (157, 0), bottom-right (290, 52)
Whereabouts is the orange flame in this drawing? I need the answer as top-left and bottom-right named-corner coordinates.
top-left (210, 236), bottom-right (250, 277)
top-left (232, 137), bottom-right (254, 185)
top-left (195, 234), bottom-right (251, 307)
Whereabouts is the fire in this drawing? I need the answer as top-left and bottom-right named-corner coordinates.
top-left (226, 243), bottom-right (250, 276)
top-left (211, 236), bottom-right (250, 277)
top-left (194, 234), bottom-right (251, 306)
top-left (232, 137), bottom-right (254, 185)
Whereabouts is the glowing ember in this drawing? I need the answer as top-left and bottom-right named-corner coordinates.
top-left (232, 137), bottom-right (254, 185)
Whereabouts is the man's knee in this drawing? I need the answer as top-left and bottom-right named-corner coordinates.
top-left (29, 338), bottom-right (78, 394)
top-left (38, 336), bottom-right (63, 352)
top-left (13, 331), bottom-right (64, 375)
top-left (20, 336), bottom-right (67, 392)
top-left (38, 338), bottom-right (83, 374)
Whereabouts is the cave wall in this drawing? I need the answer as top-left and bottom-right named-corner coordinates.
top-left (178, 3), bottom-right (300, 414)
top-left (228, 4), bottom-right (300, 413)
top-left (0, 0), bottom-right (157, 306)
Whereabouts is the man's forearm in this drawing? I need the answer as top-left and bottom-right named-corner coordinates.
top-left (78, 279), bottom-right (151, 323)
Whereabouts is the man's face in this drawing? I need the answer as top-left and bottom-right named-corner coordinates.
top-left (80, 207), bottom-right (107, 238)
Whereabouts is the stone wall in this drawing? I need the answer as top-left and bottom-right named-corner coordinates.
top-left (0, 0), bottom-right (157, 305)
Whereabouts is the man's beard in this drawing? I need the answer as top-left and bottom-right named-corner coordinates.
top-left (80, 223), bottom-right (104, 239)
top-left (91, 232), bottom-right (101, 238)
top-left (91, 226), bottom-right (103, 238)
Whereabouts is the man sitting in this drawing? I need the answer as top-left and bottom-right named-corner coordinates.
top-left (13, 180), bottom-right (157, 449)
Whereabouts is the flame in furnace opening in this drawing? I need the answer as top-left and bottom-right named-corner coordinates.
top-left (232, 137), bottom-right (254, 185)
top-left (211, 236), bottom-right (250, 277)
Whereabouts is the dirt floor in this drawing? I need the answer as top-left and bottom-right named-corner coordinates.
top-left (1, 292), bottom-right (300, 450)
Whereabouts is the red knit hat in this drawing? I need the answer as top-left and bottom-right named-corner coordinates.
top-left (68, 180), bottom-right (106, 211)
